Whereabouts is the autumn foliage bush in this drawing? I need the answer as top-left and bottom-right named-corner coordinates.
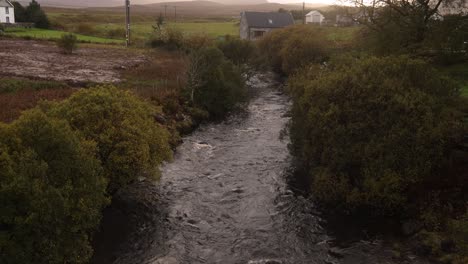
top-left (257, 25), bottom-right (330, 75)
top-left (0, 85), bottom-right (173, 263)
top-left (186, 47), bottom-right (247, 119)
top-left (289, 55), bottom-right (465, 216)
top-left (0, 110), bottom-right (108, 264)
top-left (45, 85), bottom-right (172, 191)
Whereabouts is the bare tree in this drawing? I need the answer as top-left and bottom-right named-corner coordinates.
top-left (186, 51), bottom-right (208, 104)
top-left (350, 0), bottom-right (467, 44)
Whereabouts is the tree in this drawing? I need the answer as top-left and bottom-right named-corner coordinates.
top-left (11, 1), bottom-right (27, 22)
top-left (25, 0), bottom-right (50, 29)
top-left (258, 25), bottom-right (330, 75)
top-left (289, 55), bottom-right (465, 216)
top-left (217, 36), bottom-right (262, 80)
top-left (153, 13), bottom-right (165, 32)
top-left (186, 47), bottom-right (247, 119)
top-left (45, 85), bottom-right (172, 192)
top-left (0, 110), bottom-right (108, 264)
top-left (353, 0), bottom-right (467, 52)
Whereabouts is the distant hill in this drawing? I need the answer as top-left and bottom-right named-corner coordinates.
top-left (37, 0), bottom-right (328, 18)
top-left (81, 1), bottom-right (323, 18)
top-left (34, 0), bottom-right (295, 8)
top-left (212, 0), bottom-right (268, 4)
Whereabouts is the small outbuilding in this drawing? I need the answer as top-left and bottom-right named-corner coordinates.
top-left (0, 0), bottom-right (15, 24)
top-left (305, 10), bottom-right (324, 25)
top-left (240, 11), bottom-right (294, 40)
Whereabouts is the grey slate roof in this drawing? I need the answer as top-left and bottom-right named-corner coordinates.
top-left (0, 0), bottom-right (13, 7)
top-left (243, 11), bottom-right (294, 29)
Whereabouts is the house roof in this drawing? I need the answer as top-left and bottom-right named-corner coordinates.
top-left (306, 10), bottom-right (323, 16)
top-left (242, 11), bottom-right (294, 29)
top-left (0, 0), bottom-right (13, 7)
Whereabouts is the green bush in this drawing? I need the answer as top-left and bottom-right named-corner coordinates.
top-left (0, 109), bottom-right (108, 264)
top-left (45, 85), bottom-right (172, 191)
top-left (217, 36), bottom-right (257, 66)
top-left (148, 27), bottom-right (184, 50)
top-left (75, 23), bottom-right (96, 35)
top-left (258, 25), bottom-right (330, 75)
top-left (289, 55), bottom-right (465, 216)
top-left (57, 33), bottom-right (78, 54)
top-left (184, 33), bottom-right (214, 51)
top-left (106, 28), bottom-right (126, 39)
top-left (186, 47), bottom-right (247, 119)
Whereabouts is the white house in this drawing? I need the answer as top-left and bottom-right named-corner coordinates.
top-left (305, 10), bottom-right (324, 25)
top-left (0, 0), bottom-right (15, 24)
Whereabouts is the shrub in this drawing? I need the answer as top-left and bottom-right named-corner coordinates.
top-left (217, 36), bottom-right (257, 66)
top-left (184, 33), bottom-right (214, 51)
top-left (186, 47), bottom-right (247, 119)
top-left (106, 28), bottom-right (126, 39)
top-left (57, 33), bottom-right (78, 55)
top-left (45, 85), bottom-right (172, 191)
top-left (0, 109), bottom-right (108, 264)
top-left (148, 27), bottom-right (184, 50)
top-left (258, 25), bottom-right (330, 75)
top-left (289, 55), bottom-right (465, 216)
top-left (76, 23), bottom-right (95, 35)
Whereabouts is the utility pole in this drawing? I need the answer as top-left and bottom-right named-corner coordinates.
top-left (164, 4), bottom-right (167, 19)
top-left (174, 6), bottom-right (177, 23)
top-left (125, 0), bottom-right (130, 47)
top-left (303, 2), bottom-right (305, 25)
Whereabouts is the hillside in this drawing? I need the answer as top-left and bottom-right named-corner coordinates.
top-left (79, 1), bottom-right (326, 18)
top-left (35, 0), bottom-right (274, 8)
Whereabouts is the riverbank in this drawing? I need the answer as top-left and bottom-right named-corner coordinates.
top-left (91, 73), bottom-right (435, 264)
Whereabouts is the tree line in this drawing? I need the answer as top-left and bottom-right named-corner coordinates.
top-left (12, 0), bottom-right (50, 28)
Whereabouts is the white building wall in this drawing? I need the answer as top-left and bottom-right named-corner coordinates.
top-left (0, 5), bottom-right (15, 24)
top-left (305, 11), bottom-right (324, 25)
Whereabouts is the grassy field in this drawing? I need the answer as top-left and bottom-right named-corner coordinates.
top-left (92, 21), bottom-right (238, 40)
top-left (4, 28), bottom-right (124, 44)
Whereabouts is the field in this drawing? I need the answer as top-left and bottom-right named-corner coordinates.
top-left (0, 39), bottom-right (145, 83)
top-left (4, 28), bottom-right (124, 44)
top-left (94, 21), bottom-right (239, 40)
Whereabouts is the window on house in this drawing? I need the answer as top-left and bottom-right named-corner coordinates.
top-left (5, 7), bottom-right (9, 14)
top-left (253, 30), bottom-right (265, 38)
top-left (6, 17), bottom-right (10, 23)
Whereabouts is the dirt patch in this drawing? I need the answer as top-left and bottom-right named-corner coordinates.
top-left (0, 39), bottom-right (147, 83)
top-left (0, 88), bottom-right (77, 123)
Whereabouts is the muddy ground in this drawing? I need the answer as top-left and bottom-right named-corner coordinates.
top-left (0, 39), bottom-right (147, 83)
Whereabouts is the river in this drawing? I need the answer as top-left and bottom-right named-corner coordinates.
top-left (103, 74), bottom-right (430, 264)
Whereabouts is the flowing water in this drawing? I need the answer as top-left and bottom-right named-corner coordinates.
top-left (111, 74), bottom-right (430, 264)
